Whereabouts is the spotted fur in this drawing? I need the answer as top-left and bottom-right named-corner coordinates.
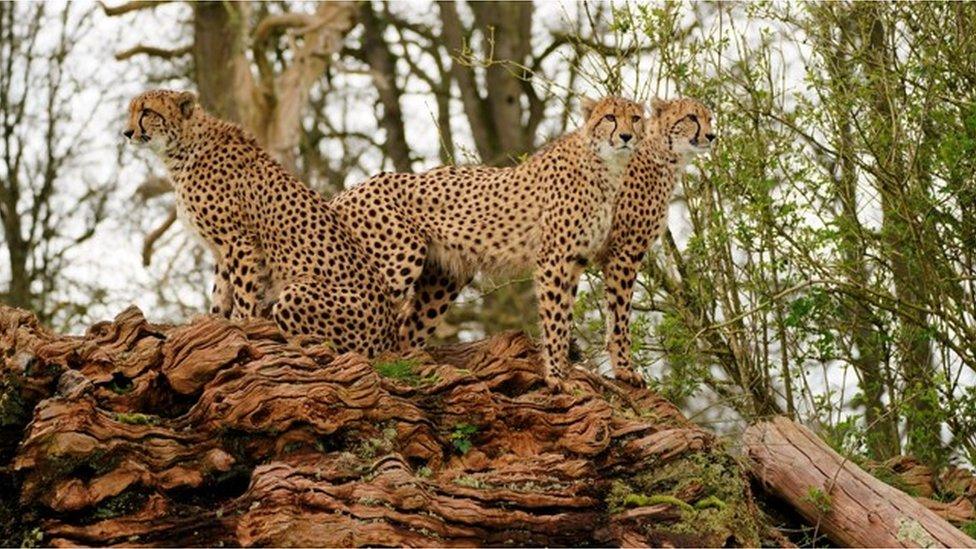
top-left (124, 89), bottom-right (397, 356)
top-left (596, 97), bottom-right (715, 384)
top-left (332, 96), bottom-right (648, 386)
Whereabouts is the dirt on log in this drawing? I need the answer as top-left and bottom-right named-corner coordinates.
top-left (0, 305), bottom-right (770, 547)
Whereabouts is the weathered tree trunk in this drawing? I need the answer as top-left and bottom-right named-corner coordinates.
top-left (358, 2), bottom-right (412, 173)
top-left (0, 305), bottom-right (767, 547)
top-left (191, 2), bottom-right (253, 124)
top-left (744, 417), bottom-right (974, 548)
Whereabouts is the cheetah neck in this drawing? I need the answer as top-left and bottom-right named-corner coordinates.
top-left (158, 115), bottom-right (220, 175)
top-left (546, 131), bottom-right (629, 189)
top-left (600, 150), bottom-right (632, 189)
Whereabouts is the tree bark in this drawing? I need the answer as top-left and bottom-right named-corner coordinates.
top-left (359, 2), bottom-right (411, 173)
top-left (744, 417), bottom-right (973, 548)
top-left (0, 304), bottom-right (767, 547)
top-left (191, 2), bottom-right (252, 123)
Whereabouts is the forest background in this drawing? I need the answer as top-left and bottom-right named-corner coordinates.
top-left (1, 0), bottom-right (974, 471)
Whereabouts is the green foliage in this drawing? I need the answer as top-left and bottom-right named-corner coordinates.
top-left (901, 380), bottom-right (950, 468)
top-left (651, 311), bottom-right (708, 403)
top-left (694, 495), bottom-right (727, 510)
top-left (605, 451), bottom-right (759, 545)
top-left (565, 0), bottom-right (976, 469)
top-left (803, 487), bottom-right (832, 515)
top-left (21, 527), bottom-right (43, 548)
top-left (821, 415), bottom-right (868, 461)
top-left (621, 492), bottom-right (694, 512)
top-left (448, 423), bottom-right (478, 455)
top-left (355, 424), bottom-right (398, 461)
top-left (372, 359), bottom-right (438, 387)
top-left (91, 491), bottom-right (147, 520)
top-left (112, 412), bottom-right (159, 426)
top-left (453, 475), bottom-right (485, 489)
top-left (373, 359), bottom-right (419, 380)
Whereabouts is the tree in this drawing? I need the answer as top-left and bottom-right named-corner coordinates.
top-left (601, 1), bottom-right (976, 466)
top-left (0, 2), bottom-right (113, 329)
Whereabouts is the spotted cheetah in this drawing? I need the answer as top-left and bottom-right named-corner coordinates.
top-left (597, 97), bottom-right (715, 384)
top-left (123, 89), bottom-right (397, 356)
top-left (332, 96), bottom-right (648, 387)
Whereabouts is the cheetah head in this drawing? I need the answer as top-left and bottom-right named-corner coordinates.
top-left (650, 98), bottom-right (715, 157)
top-left (123, 89), bottom-right (198, 154)
top-left (580, 96), bottom-right (647, 163)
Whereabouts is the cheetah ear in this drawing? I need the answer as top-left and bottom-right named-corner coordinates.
top-left (176, 91), bottom-right (197, 119)
top-left (650, 97), bottom-right (668, 117)
top-left (580, 96), bottom-right (598, 119)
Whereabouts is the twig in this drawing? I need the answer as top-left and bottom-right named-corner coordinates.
top-left (100, 0), bottom-right (170, 17)
top-left (142, 207), bottom-right (177, 267)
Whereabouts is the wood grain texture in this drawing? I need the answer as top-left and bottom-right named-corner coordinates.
top-left (0, 305), bottom-right (763, 547)
top-left (745, 416), bottom-right (975, 548)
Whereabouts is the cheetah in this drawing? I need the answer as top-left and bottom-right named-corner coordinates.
top-left (332, 96), bottom-right (648, 387)
top-left (597, 97), bottom-right (715, 384)
top-left (123, 89), bottom-right (397, 356)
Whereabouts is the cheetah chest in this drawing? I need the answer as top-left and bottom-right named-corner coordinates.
top-left (173, 185), bottom-right (220, 254)
top-left (582, 198), bottom-right (616, 258)
top-left (581, 172), bottom-right (626, 257)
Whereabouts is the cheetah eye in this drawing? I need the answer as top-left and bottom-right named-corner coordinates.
top-left (686, 114), bottom-right (699, 123)
top-left (604, 114), bottom-right (616, 122)
top-left (631, 115), bottom-right (642, 123)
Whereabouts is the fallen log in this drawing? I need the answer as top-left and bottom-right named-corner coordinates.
top-left (0, 305), bottom-right (768, 547)
top-left (744, 416), bottom-right (975, 548)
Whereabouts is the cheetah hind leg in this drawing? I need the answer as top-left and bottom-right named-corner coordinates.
top-left (398, 261), bottom-right (472, 352)
top-left (272, 278), bottom-right (397, 357)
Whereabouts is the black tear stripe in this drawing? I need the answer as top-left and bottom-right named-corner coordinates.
top-left (668, 119), bottom-right (682, 150)
top-left (608, 118), bottom-right (619, 146)
top-left (138, 108), bottom-right (163, 138)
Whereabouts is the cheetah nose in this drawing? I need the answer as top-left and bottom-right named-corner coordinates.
top-left (619, 133), bottom-right (633, 143)
top-left (705, 133), bottom-right (716, 142)
top-left (123, 129), bottom-right (134, 139)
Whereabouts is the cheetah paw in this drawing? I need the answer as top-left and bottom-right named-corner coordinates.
top-left (542, 370), bottom-right (568, 394)
top-left (613, 367), bottom-right (646, 388)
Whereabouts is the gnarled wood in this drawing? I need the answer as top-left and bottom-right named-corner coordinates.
top-left (744, 416), bottom-right (974, 548)
top-left (0, 305), bottom-right (764, 547)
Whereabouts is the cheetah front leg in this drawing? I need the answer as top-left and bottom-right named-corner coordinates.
top-left (534, 252), bottom-right (586, 390)
top-left (602, 246), bottom-right (645, 387)
top-left (224, 234), bottom-right (270, 320)
top-left (398, 261), bottom-right (471, 351)
top-left (210, 259), bottom-right (234, 318)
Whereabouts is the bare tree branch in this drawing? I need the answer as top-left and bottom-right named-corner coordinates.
top-left (115, 43), bottom-right (191, 61)
top-left (133, 175), bottom-right (172, 201)
top-left (142, 207), bottom-right (177, 267)
top-left (99, 0), bottom-right (170, 17)
top-left (359, 2), bottom-right (411, 172)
